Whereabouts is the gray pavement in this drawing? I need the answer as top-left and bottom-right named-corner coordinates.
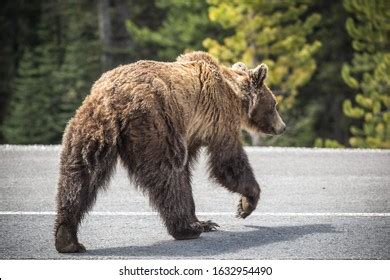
top-left (0, 145), bottom-right (389, 259)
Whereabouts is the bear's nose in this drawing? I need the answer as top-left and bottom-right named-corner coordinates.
top-left (280, 123), bottom-right (286, 133)
top-left (276, 122), bottom-right (286, 135)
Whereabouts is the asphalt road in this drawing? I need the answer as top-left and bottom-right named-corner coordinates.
top-left (0, 145), bottom-right (389, 259)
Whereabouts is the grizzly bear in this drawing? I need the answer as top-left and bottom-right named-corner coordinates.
top-left (54, 51), bottom-right (285, 253)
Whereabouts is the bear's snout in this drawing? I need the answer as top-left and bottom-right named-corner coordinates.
top-left (272, 111), bottom-right (286, 135)
top-left (274, 121), bottom-right (286, 135)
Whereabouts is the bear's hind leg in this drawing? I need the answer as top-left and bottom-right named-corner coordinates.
top-left (119, 106), bottom-right (205, 240)
top-left (126, 153), bottom-right (203, 240)
top-left (55, 139), bottom-right (117, 253)
top-left (143, 166), bottom-right (203, 240)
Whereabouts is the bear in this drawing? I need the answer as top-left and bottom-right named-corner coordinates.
top-left (54, 51), bottom-right (286, 253)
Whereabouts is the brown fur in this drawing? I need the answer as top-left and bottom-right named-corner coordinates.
top-left (54, 51), bottom-right (285, 253)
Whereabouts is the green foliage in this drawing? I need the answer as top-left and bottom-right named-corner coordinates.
top-left (3, 50), bottom-right (55, 144)
top-left (1, 0), bottom-right (388, 149)
top-left (341, 64), bottom-right (359, 89)
top-left (3, 3), bottom-right (63, 144)
top-left (2, 1), bottom-right (101, 144)
top-left (342, 0), bottom-right (390, 148)
top-left (127, 0), bottom-right (223, 61)
top-left (204, 0), bottom-right (321, 111)
top-left (55, 0), bottom-right (101, 132)
top-left (298, 1), bottom-right (353, 147)
top-left (314, 138), bottom-right (345, 148)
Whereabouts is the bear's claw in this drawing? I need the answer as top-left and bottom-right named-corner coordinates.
top-left (236, 196), bottom-right (255, 219)
top-left (199, 220), bottom-right (219, 232)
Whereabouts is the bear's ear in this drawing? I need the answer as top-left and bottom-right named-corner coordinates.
top-left (232, 62), bottom-right (247, 72)
top-left (251, 63), bottom-right (268, 87)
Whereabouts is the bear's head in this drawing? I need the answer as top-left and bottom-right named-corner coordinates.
top-left (231, 62), bottom-right (286, 135)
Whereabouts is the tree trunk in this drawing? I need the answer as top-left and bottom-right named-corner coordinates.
top-left (97, 0), bottom-right (113, 70)
top-left (111, 0), bottom-right (133, 65)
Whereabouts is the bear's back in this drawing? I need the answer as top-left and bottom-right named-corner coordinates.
top-left (75, 58), bottom-right (240, 146)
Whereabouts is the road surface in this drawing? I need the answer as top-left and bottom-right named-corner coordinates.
top-left (0, 145), bottom-right (389, 259)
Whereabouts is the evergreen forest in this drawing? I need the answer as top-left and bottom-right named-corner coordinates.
top-left (0, 0), bottom-right (389, 148)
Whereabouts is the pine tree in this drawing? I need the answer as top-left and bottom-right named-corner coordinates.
top-left (3, 2), bottom-right (63, 144)
top-left (301, 0), bottom-right (354, 148)
top-left (204, 0), bottom-right (321, 111)
top-left (3, 1), bottom-right (101, 144)
top-left (55, 0), bottom-right (101, 131)
top-left (126, 0), bottom-right (223, 61)
top-left (0, 0), bottom-right (43, 143)
top-left (341, 0), bottom-right (390, 148)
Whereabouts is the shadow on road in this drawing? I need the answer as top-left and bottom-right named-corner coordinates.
top-left (85, 224), bottom-right (338, 258)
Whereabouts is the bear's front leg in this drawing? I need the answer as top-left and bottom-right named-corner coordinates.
top-left (207, 140), bottom-right (261, 219)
